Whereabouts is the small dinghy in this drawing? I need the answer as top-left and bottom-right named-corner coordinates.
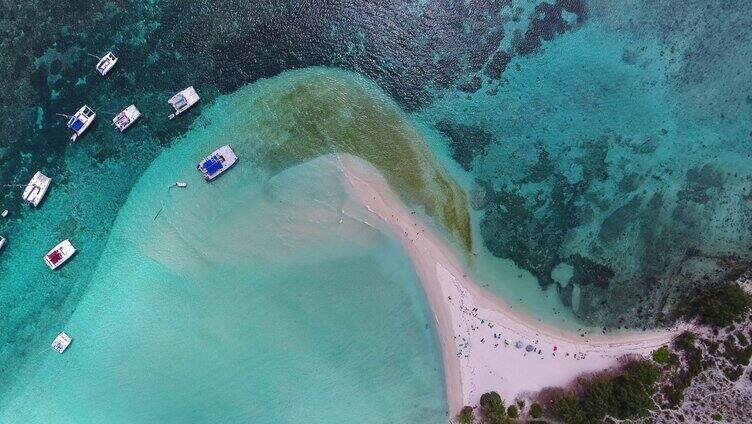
top-left (168, 86), bottom-right (200, 120)
top-left (173, 182), bottom-right (187, 188)
top-left (0, 236), bottom-right (6, 252)
top-left (197, 145), bottom-right (237, 182)
top-left (1, 210), bottom-right (7, 218)
top-left (95, 52), bottom-right (118, 76)
top-left (44, 239), bottom-right (76, 270)
top-left (113, 105), bottom-right (141, 132)
top-left (67, 105), bottom-right (96, 141)
top-left (22, 171), bottom-right (51, 207)
top-left (51, 332), bottom-right (72, 353)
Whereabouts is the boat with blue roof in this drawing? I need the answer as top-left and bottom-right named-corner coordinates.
top-left (197, 145), bottom-right (237, 181)
top-left (67, 105), bottom-right (96, 141)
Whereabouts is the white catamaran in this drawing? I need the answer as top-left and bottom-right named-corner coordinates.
top-left (44, 239), bottom-right (76, 270)
top-left (113, 104), bottom-right (141, 132)
top-left (197, 145), bottom-right (237, 182)
top-left (95, 52), bottom-right (118, 76)
top-left (22, 171), bottom-right (51, 207)
top-left (168, 86), bottom-right (200, 120)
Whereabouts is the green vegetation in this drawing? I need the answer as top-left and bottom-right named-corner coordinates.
top-left (480, 391), bottom-right (510, 424)
top-left (549, 360), bottom-right (661, 423)
top-left (736, 331), bottom-right (749, 346)
top-left (664, 331), bottom-right (704, 407)
top-left (506, 404), bottom-right (518, 418)
top-left (458, 406), bottom-right (474, 424)
top-left (553, 394), bottom-right (588, 424)
top-left (652, 346), bottom-right (670, 364)
top-left (712, 412), bottom-right (722, 421)
top-left (677, 283), bottom-right (752, 326)
top-left (722, 337), bottom-right (752, 367)
top-left (530, 402), bottom-right (543, 419)
top-left (722, 365), bottom-right (743, 381)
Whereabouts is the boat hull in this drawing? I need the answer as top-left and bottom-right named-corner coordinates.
top-left (197, 145), bottom-right (238, 181)
top-left (68, 105), bottom-right (96, 142)
top-left (22, 171), bottom-right (51, 207)
top-left (51, 332), bottom-right (72, 353)
top-left (44, 239), bottom-right (76, 270)
top-left (96, 52), bottom-right (118, 76)
top-left (168, 86), bottom-right (200, 120)
top-left (113, 105), bottom-right (141, 132)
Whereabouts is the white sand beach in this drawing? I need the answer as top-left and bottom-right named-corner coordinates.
top-left (336, 155), bottom-right (683, 416)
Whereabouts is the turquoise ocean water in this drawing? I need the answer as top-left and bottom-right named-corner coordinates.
top-left (2, 1), bottom-right (751, 421)
top-left (1, 75), bottom-right (446, 422)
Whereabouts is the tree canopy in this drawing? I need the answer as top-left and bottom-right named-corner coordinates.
top-left (678, 283), bottom-right (752, 326)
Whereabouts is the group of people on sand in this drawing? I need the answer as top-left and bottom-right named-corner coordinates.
top-left (448, 294), bottom-right (597, 363)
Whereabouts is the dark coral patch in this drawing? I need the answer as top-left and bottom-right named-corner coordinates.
top-left (481, 169), bottom-right (586, 288)
top-left (436, 120), bottom-right (493, 170)
top-left (677, 164), bottom-right (723, 204)
top-left (515, 0), bottom-right (587, 56)
top-left (568, 254), bottom-right (615, 288)
top-left (468, 28), bottom-right (504, 71)
top-left (598, 195), bottom-right (643, 242)
top-left (458, 74), bottom-right (483, 93)
top-left (485, 50), bottom-right (511, 79)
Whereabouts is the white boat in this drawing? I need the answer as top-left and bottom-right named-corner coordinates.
top-left (174, 181), bottom-right (187, 188)
top-left (95, 52), bottom-right (118, 76)
top-left (22, 171), bottom-right (51, 207)
top-left (68, 105), bottom-right (96, 141)
top-left (1, 209), bottom-right (7, 218)
top-left (0, 236), bottom-right (6, 252)
top-left (197, 145), bottom-right (237, 181)
top-left (44, 239), bottom-right (76, 270)
top-left (51, 332), bottom-right (72, 353)
top-left (113, 105), bottom-right (141, 132)
top-left (168, 86), bottom-right (200, 120)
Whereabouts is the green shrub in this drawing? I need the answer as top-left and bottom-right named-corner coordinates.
top-left (457, 406), bottom-right (474, 424)
top-left (582, 377), bottom-right (615, 419)
top-left (507, 404), bottom-right (518, 418)
top-left (736, 332), bottom-right (749, 346)
top-left (652, 346), bottom-right (670, 364)
top-left (678, 284), bottom-right (752, 326)
top-left (530, 402), bottom-right (543, 419)
top-left (664, 332), bottom-right (704, 407)
top-left (674, 331), bottom-right (696, 352)
top-left (610, 361), bottom-right (660, 418)
top-left (550, 361), bottom-right (661, 423)
top-left (553, 394), bottom-right (588, 424)
top-left (479, 391), bottom-right (507, 424)
top-left (712, 412), bottom-right (722, 421)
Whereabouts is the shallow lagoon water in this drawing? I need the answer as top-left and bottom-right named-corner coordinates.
top-left (1, 88), bottom-right (446, 421)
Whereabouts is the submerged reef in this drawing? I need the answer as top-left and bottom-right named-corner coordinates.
top-left (421, 0), bottom-right (752, 328)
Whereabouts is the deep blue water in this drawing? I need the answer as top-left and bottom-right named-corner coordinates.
top-left (1, 0), bottom-right (752, 421)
